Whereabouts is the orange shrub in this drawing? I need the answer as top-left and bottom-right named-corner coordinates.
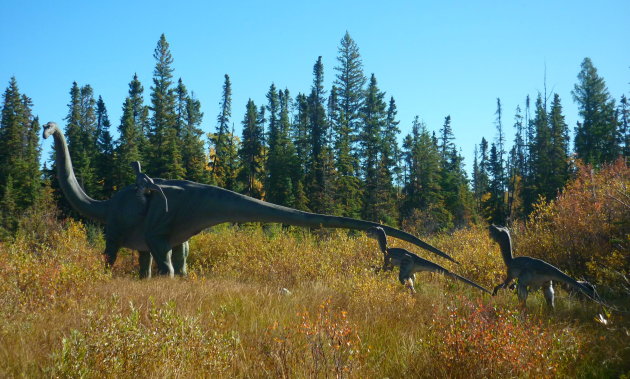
top-left (431, 298), bottom-right (582, 378)
top-left (521, 158), bottom-right (630, 293)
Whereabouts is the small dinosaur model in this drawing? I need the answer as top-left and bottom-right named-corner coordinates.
top-left (44, 121), bottom-right (458, 277)
top-left (367, 227), bottom-right (491, 294)
top-left (489, 224), bottom-right (600, 308)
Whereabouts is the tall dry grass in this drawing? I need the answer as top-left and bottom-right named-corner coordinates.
top-left (1, 220), bottom-right (628, 378)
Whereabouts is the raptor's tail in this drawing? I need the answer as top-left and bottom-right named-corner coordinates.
top-left (444, 271), bottom-right (492, 294)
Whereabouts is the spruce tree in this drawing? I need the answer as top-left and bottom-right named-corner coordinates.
top-left (438, 116), bottom-right (472, 227)
top-left (307, 56), bottom-right (334, 213)
top-left (176, 79), bottom-right (207, 182)
top-left (619, 95), bottom-right (630, 157)
top-left (524, 94), bottom-right (550, 213)
top-left (547, 94), bottom-right (570, 198)
top-left (360, 74), bottom-right (388, 222)
top-left (238, 99), bottom-right (264, 198)
top-left (401, 117), bottom-right (449, 233)
top-left (115, 74), bottom-right (149, 189)
top-left (211, 74), bottom-right (232, 186)
top-left (95, 96), bottom-right (114, 197)
top-left (0, 78), bottom-right (41, 234)
top-left (148, 34), bottom-right (184, 179)
top-left (292, 93), bottom-right (311, 210)
top-left (572, 57), bottom-right (619, 165)
top-left (383, 97), bottom-right (402, 187)
top-left (223, 122), bottom-right (240, 192)
top-left (507, 104), bottom-right (526, 219)
top-left (267, 88), bottom-right (299, 207)
top-left (333, 32), bottom-right (365, 217)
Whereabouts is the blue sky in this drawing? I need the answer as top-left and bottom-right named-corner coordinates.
top-left (1, 1), bottom-right (629, 171)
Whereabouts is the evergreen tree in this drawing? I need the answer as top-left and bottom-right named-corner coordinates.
top-left (175, 79), bottom-right (206, 182)
top-left (483, 99), bottom-right (507, 223)
top-left (211, 74), bottom-right (232, 186)
top-left (617, 94), bottom-right (629, 157)
top-left (0, 78), bottom-right (41, 234)
top-left (333, 32), bottom-right (365, 217)
top-left (401, 117), bottom-right (449, 233)
top-left (548, 94), bottom-right (570, 192)
top-left (383, 96), bottom-right (402, 187)
top-left (292, 93), bottom-right (311, 210)
top-left (360, 74), bottom-right (388, 222)
top-left (438, 116), bottom-right (473, 227)
top-left (507, 104), bottom-right (526, 219)
top-left (486, 142), bottom-right (505, 223)
top-left (307, 56), bottom-right (334, 213)
top-left (524, 94), bottom-right (550, 213)
top-left (238, 99), bottom-right (264, 198)
top-left (114, 74), bottom-right (149, 189)
top-left (267, 88), bottom-right (299, 207)
top-left (223, 122), bottom-right (240, 192)
top-left (572, 57), bottom-right (619, 165)
top-left (95, 96), bottom-right (115, 197)
top-left (147, 34), bottom-right (184, 179)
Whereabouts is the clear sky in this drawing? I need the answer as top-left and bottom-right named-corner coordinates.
top-left (1, 0), bottom-right (629, 171)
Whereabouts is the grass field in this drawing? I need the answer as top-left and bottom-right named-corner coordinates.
top-left (1, 221), bottom-right (628, 378)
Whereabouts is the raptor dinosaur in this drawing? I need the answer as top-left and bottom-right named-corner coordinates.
top-left (43, 121), bottom-right (458, 277)
top-left (367, 227), bottom-right (490, 294)
top-left (489, 224), bottom-right (600, 308)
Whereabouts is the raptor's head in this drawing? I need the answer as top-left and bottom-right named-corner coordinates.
top-left (130, 161), bottom-right (169, 212)
top-left (366, 226), bottom-right (388, 253)
top-left (42, 121), bottom-right (59, 139)
top-left (488, 224), bottom-right (508, 242)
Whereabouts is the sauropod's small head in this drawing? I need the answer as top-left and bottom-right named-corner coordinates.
top-left (42, 121), bottom-right (58, 139)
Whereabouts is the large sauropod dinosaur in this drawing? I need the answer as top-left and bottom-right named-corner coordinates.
top-left (43, 121), bottom-right (458, 277)
top-left (489, 224), bottom-right (601, 308)
top-left (367, 227), bottom-right (490, 294)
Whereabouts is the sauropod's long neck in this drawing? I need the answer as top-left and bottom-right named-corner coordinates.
top-left (52, 128), bottom-right (108, 222)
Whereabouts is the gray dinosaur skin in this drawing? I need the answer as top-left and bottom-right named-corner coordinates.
top-left (489, 224), bottom-right (599, 308)
top-left (43, 121), bottom-right (458, 277)
top-left (367, 227), bottom-right (490, 294)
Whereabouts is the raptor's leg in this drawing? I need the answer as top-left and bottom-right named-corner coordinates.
top-left (516, 282), bottom-right (529, 308)
top-left (493, 275), bottom-right (513, 296)
top-left (399, 258), bottom-right (416, 294)
top-left (382, 255), bottom-right (394, 272)
top-left (138, 251), bottom-right (152, 279)
top-left (543, 281), bottom-right (555, 309)
top-left (171, 241), bottom-right (189, 276)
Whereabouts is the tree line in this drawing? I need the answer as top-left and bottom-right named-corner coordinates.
top-left (1, 33), bottom-right (628, 238)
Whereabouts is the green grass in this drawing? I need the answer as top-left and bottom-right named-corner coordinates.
top-left (1, 222), bottom-right (629, 378)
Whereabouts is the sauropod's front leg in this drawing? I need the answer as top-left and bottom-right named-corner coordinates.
top-left (138, 251), bottom-right (152, 279)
